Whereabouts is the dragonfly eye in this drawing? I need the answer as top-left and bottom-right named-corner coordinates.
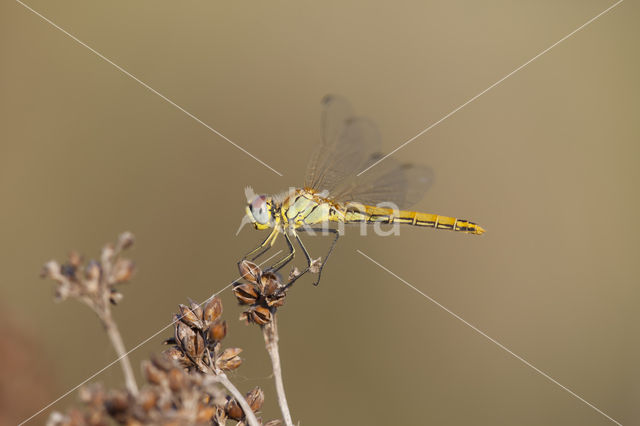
top-left (249, 195), bottom-right (271, 225)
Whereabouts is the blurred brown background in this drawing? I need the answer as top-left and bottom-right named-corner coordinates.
top-left (1, 1), bottom-right (638, 425)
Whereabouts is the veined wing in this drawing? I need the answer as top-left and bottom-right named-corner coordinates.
top-left (304, 95), bottom-right (381, 193)
top-left (305, 95), bottom-right (433, 210)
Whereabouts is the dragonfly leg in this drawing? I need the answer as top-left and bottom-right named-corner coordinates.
top-left (242, 228), bottom-right (279, 263)
top-left (270, 232), bottom-right (296, 272)
top-left (295, 227), bottom-right (340, 286)
top-left (313, 228), bottom-right (340, 286)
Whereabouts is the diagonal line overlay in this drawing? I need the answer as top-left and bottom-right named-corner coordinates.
top-left (357, 0), bottom-right (624, 176)
top-left (18, 250), bottom-right (283, 425)
top-left (15, 0), bottom-right (283, 177)
top-left (357, 249), bottom-right (622, 425)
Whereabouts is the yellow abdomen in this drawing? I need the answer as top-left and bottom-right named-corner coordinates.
top-left (343, 205), bottom-right (485, 234)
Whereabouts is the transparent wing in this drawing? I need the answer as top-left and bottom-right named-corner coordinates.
top-left (305, 95), bottom-right (433, 210)
top-left (304, 95), bottom-right (381, 192)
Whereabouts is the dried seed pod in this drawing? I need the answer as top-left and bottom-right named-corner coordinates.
top-left (167, 368), bottom-right (185, 392)
top-left (68, 251), bottom-right (83, 268)
top-left (174, 318), bottom-right (193, 346)
top-left (250, 306), bottom-right (272, 325)
top-left (203, 297), bottom-right (223, 324)
top-left (138, 389), bottom-right (157, 412)
top-left (116, 231), bottom-right (135, 251)
top-left (101, 244), bottom-right (115, 267)
top-left (142, 360), bottom-right (166, 385)
top-left (225, 398), bottom-right (243, 421)
top-left (60, 263), bottom-right (77, 280)
top-left (217, 347), bottom-right (242, 362)
top-left (245, 387), bottom-right (264, 412)
top-left (194, 332), bottom-right (205, 359)
top-left (260, 271), bottom-right (280, 296)
top-left (265, 292), bottom-right (286, 308)
top-left (151, 352), bottom-right (174, 371)
top-left (196, 404), bottom-right (216, 423)
top-left (238, 260), bottom-right (261, 284)
top-left (175, 321), bottom-right (203, 360)
top-left (78, 383), bottom-right (105, 407)
top-left (105, 390), bottom-right (129, 416)
top-left (40, 260), bottom-right (61, 280)
top-left (188, 299), bottom-right (204, 322)
top-left (220, 356), bottom-right (242, 371)
top-left (162, 347), bottom-right (187, 365)
top-left (213, 406), bottom-right (227, 425)
top-left (233, 283), bottom-right (259, 305)
top-left (109, 290), bottom-right (123, 305)
top-left (178, 304), bottom-right (203, 330)
top-left (111, 258), bottom-right (135, 283)
top-left (216, 347), bottom-right (243, 371)
top-left (208, 320), bottom-right (227, 341)
top-left (84, 260), bottom-right (101, 281)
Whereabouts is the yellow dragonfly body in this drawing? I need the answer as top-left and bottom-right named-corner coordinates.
top-left (242, 95), bottom-right (484, 284)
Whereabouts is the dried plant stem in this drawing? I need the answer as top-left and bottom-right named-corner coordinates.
top-left (216, 373), bottom-right (260, 426)
top-left (101, 310), bottom-right (139, 396)
top-left (263, 316), bottom-right (293, 426)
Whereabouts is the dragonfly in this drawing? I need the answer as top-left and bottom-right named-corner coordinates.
top-left (241, 95), bottom-right (484, 285)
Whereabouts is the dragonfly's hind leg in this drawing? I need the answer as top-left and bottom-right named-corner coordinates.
top-left (307, 228), bottom-right (340, 286)
top-left (292, 228), bottom-right (340, 286)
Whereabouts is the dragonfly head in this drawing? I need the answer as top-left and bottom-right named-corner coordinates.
top-left (246, 194), bottom-right (275, 230)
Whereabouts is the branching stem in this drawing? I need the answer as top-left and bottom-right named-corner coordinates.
top-left (263, 316), bottom-right (293, 426)
top-left (101, 310), bottom-right (139, 396)
top-left (216, 373), bottom-right (260, 426)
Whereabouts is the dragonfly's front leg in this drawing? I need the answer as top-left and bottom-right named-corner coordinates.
top-left (241, 227), bottom-right (279, 264)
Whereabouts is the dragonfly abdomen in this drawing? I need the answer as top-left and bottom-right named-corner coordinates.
top-left (344, 205), bottom-right (485, 235)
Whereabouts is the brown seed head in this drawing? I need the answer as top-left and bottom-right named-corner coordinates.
top-left (167, 367), bottom-right (185, 392)
top-left (216, 347), bottom-right (243, 371)
top-left (178, 304), bottom-right (204, 330)
top-left (245, 387), bottom-right (264, 413)
top-left (238, 260), bottom-right (261, 284)
top-left (208, 320), bottom-right (227, 341)
top-left (161, 347), bottom-right (187, 367)
top-left (142, 360), bottom-right (166, 385)
top-left (249, 306), bottom-right (272, 325)
top-left (105, 390), bottom-right (129, 416)
top-left (188, 299), bottom-right (204, 322)
top-left (196, 404), bottom-right (216, 423)
top-left (225, 398), bottom-right (243, 421)
top-left (111, 258), bottom-right (135, 283)
top-left (109, 290), bottom-right (123, 305)
top-left (260, 271), bottom-right (280, 296)
top-left (138, 389), bottom-right (157, 412)
top-left (84, 260), bottom-right (101, 281)
top-left (233, 283), bottom-right (259, 305)
top-left (116, 231), bottom-right (135, 251)
top-left (68, 251), bottom-right (83, 268)
top-left (213, 406), bottom-right (227, 425)
top-left (203, 297), bottom-right (223, 324)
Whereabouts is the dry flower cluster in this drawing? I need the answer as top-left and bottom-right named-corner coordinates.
top-left (233, 261), bottom-right (288, 326)
top-left (40, 233), bottom-right (288, 426)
